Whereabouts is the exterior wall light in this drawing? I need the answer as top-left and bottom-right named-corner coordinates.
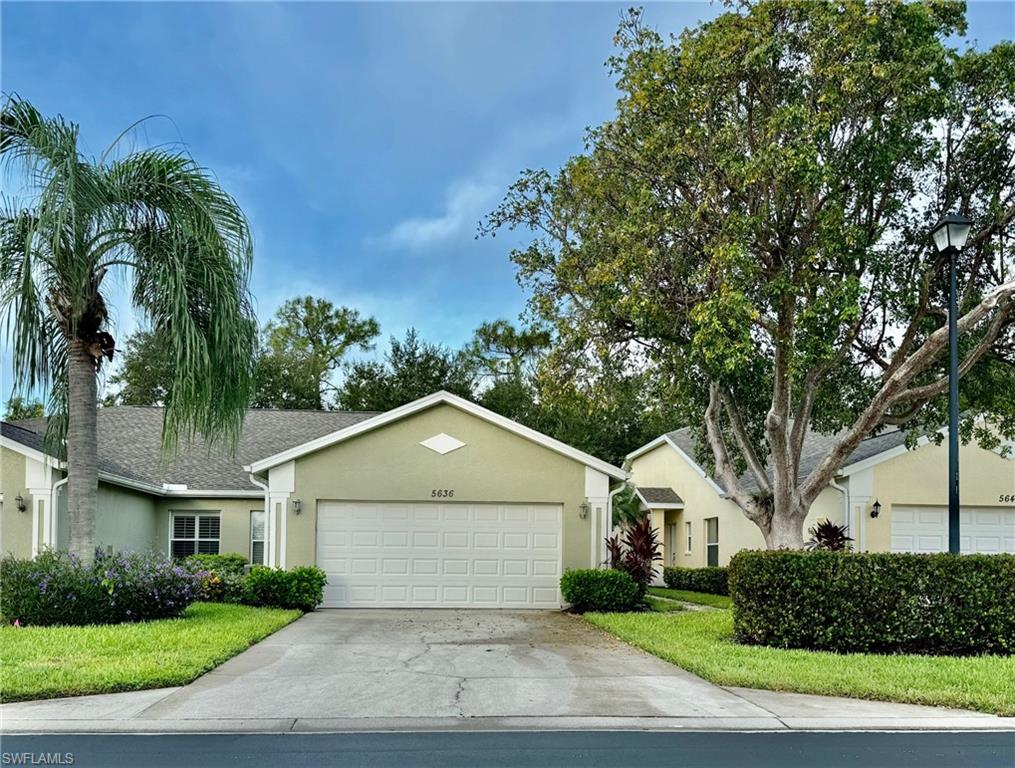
top-left (578, 501), bottom-right (590, 520)
top-left (14, 494), bottom-right (26, 513)
top-left (292, 498), bottom-right (302, 515)
top-left (870, 500), bottom-right (881, 519)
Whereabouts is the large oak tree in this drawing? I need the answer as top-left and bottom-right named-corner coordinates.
top-left (486, 2), bottom-right (1015, 547)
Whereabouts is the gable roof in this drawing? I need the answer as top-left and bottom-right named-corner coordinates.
top-left (245, 390), bottom-right (627, 480)
top-left (628, 425), bottom-right (910, 495)
top-left (635, 486), bottom-right (684, 509)
top-left (2, 407), bottom-right (378, 493)
top-left (2, 391), bottom-right (627, 493)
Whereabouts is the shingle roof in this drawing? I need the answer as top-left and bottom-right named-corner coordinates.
top-left (664, 424), bottom-right (909, 494)
top-left (3, 407), bottom-right (379, 492)
top-left (636, 486), bottom-right (684, 505)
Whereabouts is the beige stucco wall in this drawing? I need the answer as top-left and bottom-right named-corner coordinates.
top-left (0, 446), bottom-right (32, 558)
top-left (630, 443), bottom-right (843, 567)
top-left (860, 439), bottom-right (1015, 552)
top-left (53, 482), bottom-right (160, 555)
top-left (154, 497), bottom-right (262, 561)
top-left (286, 403), bottom-right (596, 570)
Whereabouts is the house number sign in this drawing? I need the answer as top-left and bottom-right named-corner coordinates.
top-left (431, 489), bottom-right (455, 498)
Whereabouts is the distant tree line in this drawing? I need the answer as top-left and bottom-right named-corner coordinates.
top-left (74, 295), bottom-right (669, 466)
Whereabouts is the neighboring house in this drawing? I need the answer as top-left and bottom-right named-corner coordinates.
top-left (0, 391), bottom-right (624, 608)
top-left (628, 427), bottom-right (1015, 568)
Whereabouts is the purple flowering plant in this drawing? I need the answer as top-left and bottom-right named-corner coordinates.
top-left (0, 549), bottom-right (203, 627)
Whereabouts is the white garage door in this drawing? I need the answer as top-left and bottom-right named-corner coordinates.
top-left (891, 505), bottom-right (1015, 554)
top-left (316, 501), bottom-right (562, 608)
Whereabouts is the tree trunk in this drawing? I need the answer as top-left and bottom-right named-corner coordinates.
top-left (66, 338), bottom-right (98, 564)
top-left (762, 508), bottom-right (806, 549)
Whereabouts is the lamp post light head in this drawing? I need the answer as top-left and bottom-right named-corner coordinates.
top-left (931, 213), bottom-right (973, 253)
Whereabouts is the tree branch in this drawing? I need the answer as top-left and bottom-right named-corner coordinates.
top-left (720, 389), bottom-right (772, 493)
top-left (799, 279), bottom-right (1015, 506)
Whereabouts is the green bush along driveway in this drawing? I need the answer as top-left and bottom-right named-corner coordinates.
top-left (587, 601), bottom-right (1014, 716)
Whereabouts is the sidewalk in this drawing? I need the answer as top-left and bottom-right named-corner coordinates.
top-left (3, 684), bottom-right (1012, 733)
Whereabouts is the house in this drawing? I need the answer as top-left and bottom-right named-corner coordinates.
top-left (628, 427), bottom-right (1015, 568)
top-left (0, 391), bottom-right (624, 608)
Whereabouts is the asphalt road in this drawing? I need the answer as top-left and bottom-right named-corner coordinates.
top-left (2, 731), bottom-right (1013, 768)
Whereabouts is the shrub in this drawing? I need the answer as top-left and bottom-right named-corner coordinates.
top-left (183, 553), bottom-right (248, 577)
top-left (560, 568), bottom-right (639, 613)
top-left (804, 519), bottom-right (852, 551)
top-left (183, 553), bottom-right (250, 602)
top-left (728, 550), bottom-right (1015, 655)
top-left (604, 516), bottom-right (662, 599)
top-left (0, 549), bottom-right (201, 627)
top-left (663, 566), bottom-right (728, 595)
top-left (244, 566), bottom-right (327, 612)
top-left (193, 569), bottom-right (249, 603)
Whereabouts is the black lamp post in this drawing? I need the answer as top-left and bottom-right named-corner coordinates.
top-left (930, 213), bottom-right (973, 554)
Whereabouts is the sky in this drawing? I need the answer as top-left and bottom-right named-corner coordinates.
top-left (2, 1), bottom-right (1013, 399)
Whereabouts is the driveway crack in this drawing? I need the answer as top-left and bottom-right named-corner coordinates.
top-left (719, 685), bottom-right (791, 729)
top-left (452, 677), bottom-right (467, 717)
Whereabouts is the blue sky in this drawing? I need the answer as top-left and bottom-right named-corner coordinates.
top-left (2, 1), bottom-right (1013, 395)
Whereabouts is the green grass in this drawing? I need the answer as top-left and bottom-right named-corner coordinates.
top-left (585, 609), bottom-right (1015, 716)
top-left (647, 587), bottom-right (733, 609)
top-left (645, 595), bottom-right (684, 613)
top-left (0, 602), bottom-right (301, 702)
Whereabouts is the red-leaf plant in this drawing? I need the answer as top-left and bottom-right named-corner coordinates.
top-left (604, 516), bottom-right (662, 599)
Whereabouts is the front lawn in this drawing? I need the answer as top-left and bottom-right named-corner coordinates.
top-left (585, 609), bottom-right (1015, 716)
top-left (647, 587), bottom-right (732, 609)
top-left (645, 595), bottom-right (684, 613)
top-left (0, 602), bottom-right (300, 702)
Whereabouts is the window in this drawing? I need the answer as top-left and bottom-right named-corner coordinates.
top-left (667, 523), bottom-right (677, 565)
top-left (171, 513), bottom-right (220, 558)
top-left (705, 517), bottom-right (719, 567)
top-left (685, 521), bottom-right (692, 554)
top-left (250, 509), bottom-right (265, 565)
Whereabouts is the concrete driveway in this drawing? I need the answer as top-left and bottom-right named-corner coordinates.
top-left (2, 610), bottom-right (1010, 732)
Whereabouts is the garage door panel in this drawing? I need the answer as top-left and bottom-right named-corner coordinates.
top-left (412, 559), bottom-right (439, 574)
top-left (316, 502), bottom-right (562, 608)
top-left (474, 532), bottom-right (499, 548)
top-left (382, 531), bottom-right (409, 547)
top-left (891, 505), bottom-right (1015, 554)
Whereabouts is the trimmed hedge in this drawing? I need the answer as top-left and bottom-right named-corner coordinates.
top-left (560, 569), bottom-right (639, 613)
top-left (182, 553), bottom-right (248, 577)
top-left (244, 566), bottom-right (327, 612)
top-left (729, 550), bottom-right (1015, 655)
top-left (663, 566), bottom-right (729, 595)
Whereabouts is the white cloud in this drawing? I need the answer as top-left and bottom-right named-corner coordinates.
top-left (380, 179), bottom-right (499, 251)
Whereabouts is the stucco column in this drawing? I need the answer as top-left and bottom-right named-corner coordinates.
top-left (649, 509), bottom-right (665, 585)
top-left (267, 461), bottom-right (295, 569)
top-left (26, 456), bottom-right (52, 556)
top-left (584, 468), bottom-right (610, 569)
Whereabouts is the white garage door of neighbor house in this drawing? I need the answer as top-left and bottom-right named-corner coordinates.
top-left (316, 501), bottom-right (562, 608)
top-left (891, 505), bottom-right (1015, 554)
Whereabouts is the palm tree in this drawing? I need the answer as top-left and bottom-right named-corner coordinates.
top-left (1, 96), bottom-right (257, 564)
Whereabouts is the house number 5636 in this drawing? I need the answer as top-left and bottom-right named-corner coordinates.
top-left (432, 489), bottom-right (454, 498)
top-left (1000, 494), bottom-right (1015, 503)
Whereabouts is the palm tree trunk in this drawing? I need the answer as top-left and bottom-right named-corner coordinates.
top-left (66, 338), bottom-right (98, 564)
